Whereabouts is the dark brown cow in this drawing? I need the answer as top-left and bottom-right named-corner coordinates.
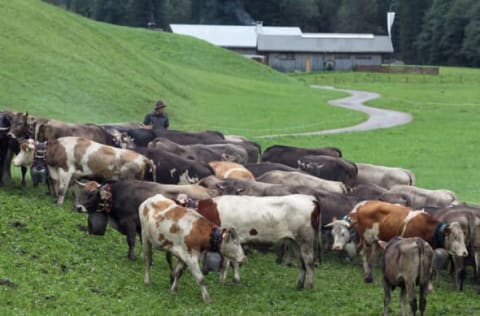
top-left (327, 200), bottom-right (468, 283)
top-left (261, 144), bottom-right (342, 167)
top-left (297, 155), bottom-right (358, 188)
top-left (148, 137), bottom-right (248, 164)
top-left (381, 237), bottom-right (434, 316)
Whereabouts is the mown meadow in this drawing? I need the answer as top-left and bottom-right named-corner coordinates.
top-left (1, 0), bottom-right (480, 315)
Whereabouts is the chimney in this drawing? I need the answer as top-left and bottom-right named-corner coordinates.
top-left (255, 21), bottom-right (263, 34)
top-left (387, 12), bottom-right (395, 38)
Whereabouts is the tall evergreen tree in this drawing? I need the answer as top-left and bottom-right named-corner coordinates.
top-left (461, 2), bottom-right (480, 66)
top-left (334, 0), bottom-right (379, 33)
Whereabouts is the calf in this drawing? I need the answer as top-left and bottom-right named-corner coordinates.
top-left (326, 200), bottom-right (467, 283)
top-left (73, 180), bottom-right (218, 260)
top-left (139, 194), bottom-right (245, 304)
top-left (381, 237), bottom-right (434, 316)
top-left (14, 137), bottom-right (155, 205)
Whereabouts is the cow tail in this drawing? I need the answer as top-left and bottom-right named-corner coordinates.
top-left (311, 199), bottom-right (322, 264)
top-left (416, 238), bottom-right (426, 286)
top-left (147, 159), bottom-right (157, 182)
top-left (407, 169), bottom-right (416, 186)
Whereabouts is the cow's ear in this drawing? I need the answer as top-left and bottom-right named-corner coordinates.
top-left (378, 240), bottom-right (388, 249)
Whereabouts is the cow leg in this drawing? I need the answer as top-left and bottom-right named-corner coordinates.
top-left (406, 282), bottom-right (417, 316)
top-left (55, 170), bottom-right (72, 205)
top-left (474, 248), bottom-right (480, 292)
top-left (362, 243), bottom-right (376, 283)
top-left (298, 242), bottom-right (315, 289)
top-left (20, 166), bottom-right (27, 186)
top-left (382, 281), bottom-right (391, 316)
top-left (399, 287), bottom-right (407, 316)
top-left (231, 261), bottom-right (241, 285)
top-left (182, 257), bottom-right (212, 304)
top-left (142, 234), bottom-right (153, 286)
top-left (419, 284), bottom-right (427, 316)
top-left (124, 223), bottom-right (137, 261)
top-left (452, 255), bottom-right (465, 291)
top-left (219, 258), bottom-right (230, 285)
top-left (171, 260), bottom-right (187, 293)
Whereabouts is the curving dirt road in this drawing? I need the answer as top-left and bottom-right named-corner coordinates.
top-left (258, 85), bottom-right (412, 138)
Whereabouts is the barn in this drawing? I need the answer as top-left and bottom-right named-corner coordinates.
top-left (169, 23), bottom-right (394, 72)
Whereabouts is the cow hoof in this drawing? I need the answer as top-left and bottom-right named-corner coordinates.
top-left (364, 275), bottom-right (374, 283)
top-left (127, 254), bottom-right (136, 261)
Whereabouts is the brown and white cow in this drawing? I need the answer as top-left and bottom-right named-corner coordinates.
top-left (355, 163), bottom-right (416, 189)
top-left (14, 137), bottom-right (155, 205)
top-left (208, 161), bottom-right (254, 180)
top-left (381, 237), bottom-right (434, 316)
top-left (326, 200), bottom-right (467, 283)
top-left (182, 194), bottom-right (321, 289)
top-left (139, 194), bottom-right (245, 304)
top-left (257, 170), bottom-right (347, 194)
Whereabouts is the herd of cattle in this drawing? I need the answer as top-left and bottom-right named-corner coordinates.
top-left (1, 110), bottom-right (479, 313)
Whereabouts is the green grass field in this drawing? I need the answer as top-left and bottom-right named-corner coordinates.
top-left (2, 0), bottom-right (480, 315)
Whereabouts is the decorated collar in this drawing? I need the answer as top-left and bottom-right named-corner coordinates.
top-left (98, 184), bottom-right (112, 213)
top-left (209, 226), bottom-right (225, 252)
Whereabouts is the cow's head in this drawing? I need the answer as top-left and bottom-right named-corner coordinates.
top-left (72, 180), bottom-right (102, 213)
top-left (325, 217), bottom-right (353, 251)
top-left (13, 138), bottom-right (35, 167)
top-left (442, 222), bottom-right (468, 257)
top-left (0, 112), bottom-right (12, 138)
top-left (7, 112), bottom-right (29, 139)
top-left (219, 227), bottom-right (246, 264)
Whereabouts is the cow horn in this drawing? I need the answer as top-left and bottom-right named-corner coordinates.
top-left (73, 179), bottom-right (86, 187)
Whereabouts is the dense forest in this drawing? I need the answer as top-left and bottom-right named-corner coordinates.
top-left (44, 0), bottom-right (480, 67)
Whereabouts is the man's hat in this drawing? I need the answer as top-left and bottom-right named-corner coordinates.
top-left (155, 100), bottom-right (166, 110)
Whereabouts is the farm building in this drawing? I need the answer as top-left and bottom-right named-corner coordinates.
top-left (169, 23), bottom-right (394, 72)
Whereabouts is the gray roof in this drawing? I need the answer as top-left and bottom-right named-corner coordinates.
top-left (170, 24), bottom-right (302, 48)
top-left (258, 34), bottom-right (394, 53)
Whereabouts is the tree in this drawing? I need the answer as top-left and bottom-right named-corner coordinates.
top-left (334, 0), bottom-right (379, 33)
top-left (461, 2), bottom-right (480, 66)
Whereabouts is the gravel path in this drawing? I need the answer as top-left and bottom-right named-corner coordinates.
top-left (258, 85), bottom-right (412, 138)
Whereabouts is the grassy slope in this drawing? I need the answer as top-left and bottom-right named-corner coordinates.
top-left (2, 1), bottom-right (480, 315)
top-left (0, 0), bottom-right (362, 137)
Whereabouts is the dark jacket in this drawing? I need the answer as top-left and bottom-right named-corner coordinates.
top-left (143, 112), bottom-right (169, 135)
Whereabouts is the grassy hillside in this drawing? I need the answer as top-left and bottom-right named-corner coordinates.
top-left (2, 1), bottom-right (480, 315)
top-left (0, 0), bottom-right (362, 136)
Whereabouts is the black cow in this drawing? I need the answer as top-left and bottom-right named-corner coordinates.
top-left (261, 144), bottom-right (342, 167)
top-left (73, 179), bottom-right (218, 260)
top-left (297, 155), bottom-right (358, 188)
top-left (0, 111), bottom-right (27, 186)
top-left (136, 147), bottom-right (214, 185)
top-left (148, 137), bottom-right (249, 164)
top-left (245, 162), bottom-right (299, 177)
